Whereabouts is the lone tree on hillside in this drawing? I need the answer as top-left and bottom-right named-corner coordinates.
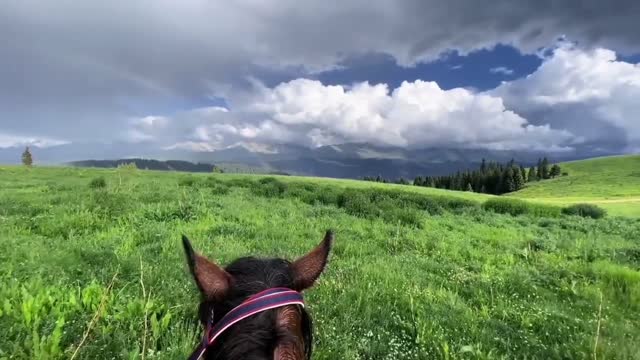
top-left (21, 147), bottom-right (33, 166)
top-left (550, 164), bottom-right (562, 178)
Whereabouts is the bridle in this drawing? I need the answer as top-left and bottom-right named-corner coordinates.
top-left (187, 287), bottom-right (305, 360)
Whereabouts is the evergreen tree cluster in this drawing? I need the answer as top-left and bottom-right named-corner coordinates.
top-left (363, 175), bottom-right (391, 183)
top-left (413, 157), bottom-right (561, 195)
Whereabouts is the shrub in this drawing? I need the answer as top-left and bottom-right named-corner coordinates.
top-left (89, 191), bottom-right (132, 218)
top-left (203, 177), bottom-right (230, 193)
top-left (178, 176), bottom-right (198, 187)
top-left (211, 185), bottom-right (230, 195)
top-left (382, 207), bottom-right (423, 228)
top-left (284, 182), bottom-right (315, 200)
top-left (224, 177), bottom-right (255, 189)
top-left (301, 185), bottom-right (341, 206)
top-left (562, 203), bottom-right (607, 219)
top-left (117, 162), bottom-right (138, 170)
top-left (337, 190), bottom-right (380, 218)
top-left (253, 177), bottom-right (287, 197)
top-left (483, 198), bottom-right (561, 218)
top-left (89, 177), bottom-right (107, 189)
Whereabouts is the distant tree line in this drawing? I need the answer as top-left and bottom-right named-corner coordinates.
top-left (364, 157), bottom-right (563, 195)
top-left (70, 158), bottom-right (220, 173)
top-left (362, 175), bottom-right (391, 183)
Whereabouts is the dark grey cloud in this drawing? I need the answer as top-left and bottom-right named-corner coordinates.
top-left (1, 0), bottom-right (640, 152)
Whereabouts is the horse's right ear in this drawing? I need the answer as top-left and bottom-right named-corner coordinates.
top-left (290, 230), bottom-right (334, 291)
top-left (182, 235), bottom-right (231, 301)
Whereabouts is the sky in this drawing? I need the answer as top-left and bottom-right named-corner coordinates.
top-left (2, 0), bottom-right (640, 156)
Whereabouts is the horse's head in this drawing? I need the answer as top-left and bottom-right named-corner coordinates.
top-left (182, 230), bottom-right (333, 360)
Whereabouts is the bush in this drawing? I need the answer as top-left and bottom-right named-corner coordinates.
top-left (252, 177), bottom-right (287, 197)
top-left (212, 166), bottom-right (224, 173)
top-left (382, 207), bottom-right (423, 228)
top-left (224, 177), bottom-right (255, 189)
top-left (337, 190), bottom-right (380, 218)
top-left (306, 186), bottom-right (336, 205)
top-left (117, 162), bottom-right (138, 170)
top-left (203, 177), bottom-right (230, 195)
top-left (178, 176), bottom-right (198, 187)
top-left (89, 191), bottom-right (132, 218)
top-left (483, 198), bottom-right (561, 218)
top-left (89, 177), bottom-right (107, 189)
top-left (562, 203), bottom-right (607, 219)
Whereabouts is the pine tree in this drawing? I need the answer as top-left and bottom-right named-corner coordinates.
top-left (528, 167), bottom-right (537, 182)
top-left (21, 147), bottom-right (33, 166)
top-left (427, 177), bottom-right (436, 187)
top-left (466, 183), bottom-right (473, 192)
top-left (520, 166), bottom-right (528, 182)
top-left (550, 164), bottom-right (561, 178)
top-left (513, 166), bottom-right (525, 190)
top-left (541, 157), bottom-right (550, 179)
top-left (480, 158), bottom-right (487, 173)
top-left (536, 158), bottom-right (543, 179)
top-left (495, 172), bottom-right (504, 194)
top-left (480, 184), bottom-right (487, 194)
top-left (504, 168), bottom-right (516, 193)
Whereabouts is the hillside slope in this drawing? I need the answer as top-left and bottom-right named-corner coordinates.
top-left (1, 165), bottom-right (639, 358)
top-left (510, 155), bottom-right (640, 216)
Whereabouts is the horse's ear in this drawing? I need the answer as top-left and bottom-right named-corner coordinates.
top-left (182, 235), bottom-right (231, 301)
top-left (291, 230), bottom-right (333, 291)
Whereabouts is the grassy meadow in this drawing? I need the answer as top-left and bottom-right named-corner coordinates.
top-left (510, 155), bottom-right (640, 217)
top-left (1, 165), bottom-right (639, 359)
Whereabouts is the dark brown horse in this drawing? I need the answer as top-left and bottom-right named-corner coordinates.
top-left (182, 230), bottom-right (333, 360)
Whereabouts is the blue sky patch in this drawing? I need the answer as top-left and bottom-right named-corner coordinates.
top-left (316, 45), bottom-right (542, 91)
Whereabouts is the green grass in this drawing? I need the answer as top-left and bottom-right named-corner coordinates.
top-left (1, 165), bottom-right (639, 359)
top-left (510, 155), bottom-right (640, 217)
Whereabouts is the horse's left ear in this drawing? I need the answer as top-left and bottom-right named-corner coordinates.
top-left (182, 235), bottom-right (231, 301)
top-left (290, 230), bottom-right (333, 291)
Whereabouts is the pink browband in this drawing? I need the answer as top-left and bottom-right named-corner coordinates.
top-left (187, 288), bottom-right (305, 360)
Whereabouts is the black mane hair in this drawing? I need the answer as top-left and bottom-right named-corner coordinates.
top-left (199, 257), bottom-right (313, 360)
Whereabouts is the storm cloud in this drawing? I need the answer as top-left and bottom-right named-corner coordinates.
top-left (1, 0), bottom-right (639, 154)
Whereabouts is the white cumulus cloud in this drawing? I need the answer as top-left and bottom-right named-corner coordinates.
top-left (133, 79), bottom-right (576, 151)
top-left (493, 45), bottom-right (640, 151)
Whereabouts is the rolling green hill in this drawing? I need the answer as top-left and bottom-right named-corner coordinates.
top-left (1, 165), bottom-right (639, 359)
top-left (510, 155), bottom-right (640, 217)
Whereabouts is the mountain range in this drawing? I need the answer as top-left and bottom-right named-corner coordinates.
top-left (0, 142), bottom-right (618, 179)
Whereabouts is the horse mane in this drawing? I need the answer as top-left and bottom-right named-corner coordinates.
top-left (199, 257), bottom-right (313, 360)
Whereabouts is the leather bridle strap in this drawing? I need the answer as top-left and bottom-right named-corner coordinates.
top-left (188, 288), bottom-right (305, 360)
